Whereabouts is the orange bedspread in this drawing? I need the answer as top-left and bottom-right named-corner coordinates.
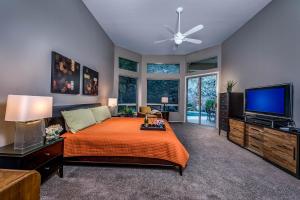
top-left (61, 117), bottom-right (189, 167)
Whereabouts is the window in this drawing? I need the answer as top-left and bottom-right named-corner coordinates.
top-left (187, 56), bottom-right (218, 73)
top-left (147, 63), bottom-right (180, 74)
top-left (118, 76), bottom-right (137, 112)
top-left (147, 80), bottom-right (179, 112)
top-left (119, 57), bottom-right (138, 72)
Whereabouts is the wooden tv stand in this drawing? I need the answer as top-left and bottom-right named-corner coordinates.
top-left (228, 118), bottom-right (299, 179)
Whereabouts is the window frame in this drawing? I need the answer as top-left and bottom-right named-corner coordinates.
top-left (118, 75), bottom-right (138, 112)
top-left (119, 57), bottom-right (139, 72)
top-left (147, 63), bottom-right (180, 74)
top-left (146, 79), bottom-right (180, 112)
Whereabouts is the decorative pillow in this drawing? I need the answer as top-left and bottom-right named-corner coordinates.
top-left (151, 109), bottom-right (161, 114)
top-left (89, 106), bottom-right (112, 123)
top-left (61, 109), bottom-right (96, 133)
top-left (140, 106), bottom-right (151, 114)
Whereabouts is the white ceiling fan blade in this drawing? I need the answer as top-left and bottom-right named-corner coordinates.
top-left (183, 25), bottom-right (204, 37)
top-left (154, 38), bottom-right (173, 44)
top-left (164, 25), bottom-right (175, 34)
top-left (184, 38), bottom-right (202, 44)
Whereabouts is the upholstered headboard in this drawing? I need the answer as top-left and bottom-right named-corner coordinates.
top-left (45, 103), bottom-right (101, 133)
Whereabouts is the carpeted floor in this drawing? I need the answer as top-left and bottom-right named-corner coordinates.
top-left (41, 123), bottom-right (300, 200)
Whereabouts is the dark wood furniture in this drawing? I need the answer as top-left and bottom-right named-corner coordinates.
top-left (50, 103), bottom-right (184, 175)
top-left (229, 118), bottom-right (300, 178)
top-left (0, 169), bottom-right (40, 200)
top-left (0, 138), bottom-right (64, 183)
top-left (161, 111), bottom-right (170, 121)
top-left (219, 92), bottom-right (244, 135)
top-left (64, 156), bottom-right (183, 175)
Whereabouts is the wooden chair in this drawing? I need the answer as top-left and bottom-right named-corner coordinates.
top-left (0, 169), bottom-right (40, 200)
top-left (137, 106), bottom-right (162, 118)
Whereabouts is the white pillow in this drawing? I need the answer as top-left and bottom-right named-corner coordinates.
top-left (89, 106), bottom-right (112, 123)
top-left (61, 109), bottom-right (96, 133)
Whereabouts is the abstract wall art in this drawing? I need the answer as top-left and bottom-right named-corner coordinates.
top-left (82, 66), bottom-right (99, 96)
top-left (51, 51), bottom-right (80, 94)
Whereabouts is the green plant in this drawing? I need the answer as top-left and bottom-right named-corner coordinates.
top-left (205, 99), bottom-right (215, 112)
top-left (226, 80), bottom-right (237, 92)
top-left (123, 107), bottom-right (134, 116)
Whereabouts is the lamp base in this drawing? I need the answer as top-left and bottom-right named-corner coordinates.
top-left (14, 120), bottom-right (45, 150)
top-left (109, 106), bottom-right (118, 116)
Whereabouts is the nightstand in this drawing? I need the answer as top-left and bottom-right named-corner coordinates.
top-left (0, 138), bottom-right (64, 183)
top-left (161, 111), bottom-right (170, 121)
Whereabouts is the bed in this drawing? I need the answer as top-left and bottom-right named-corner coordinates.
top-left (47, 104), bottom-right (189, 175)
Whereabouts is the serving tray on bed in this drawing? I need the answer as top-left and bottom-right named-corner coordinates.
top-left (140, 124), bottom-right (166, 131)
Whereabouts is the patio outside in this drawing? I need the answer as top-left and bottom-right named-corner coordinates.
top-left (186, 75), bottom-right (217, 127)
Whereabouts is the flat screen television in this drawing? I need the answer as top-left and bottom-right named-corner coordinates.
top-left (245, 84), bottom-right (293, 119)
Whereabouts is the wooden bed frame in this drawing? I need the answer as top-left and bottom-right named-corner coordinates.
top-left (46, 103), bottom-right (184, 175)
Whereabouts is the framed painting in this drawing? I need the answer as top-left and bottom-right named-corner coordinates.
top-left (51, 51), bottom-right (80, 94)
top-left (82, 66), bottom-right (99, 96)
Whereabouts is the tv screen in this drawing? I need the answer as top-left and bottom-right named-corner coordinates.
top-left (245, 84), bottom-right (292, 118)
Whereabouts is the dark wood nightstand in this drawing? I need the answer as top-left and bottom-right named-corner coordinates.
top-left (0, 138), bottom-right (64, 183)
top-left (161, 111), bottom-right (170, 121)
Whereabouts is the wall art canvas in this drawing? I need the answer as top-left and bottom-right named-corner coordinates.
top-left (82, 66), bottom-right (99, 96)
top-left (51, 51), bottom-right (80, 94)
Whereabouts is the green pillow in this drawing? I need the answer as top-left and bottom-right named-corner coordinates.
top-left (61, 109), bottom-right (96, 133)
top-left (89, 106), bottom-right (111, 123)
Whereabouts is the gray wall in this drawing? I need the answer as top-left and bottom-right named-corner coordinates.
top-left (113, 45), bottom-right (222, 122)
top-left (0, 0), bottom-right (114, 146)
top-left (221, 0), bottom-right (300, 125)
top-left (141, 55), bottom-right (186, 122)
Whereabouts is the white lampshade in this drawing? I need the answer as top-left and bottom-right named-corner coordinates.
top-left (108, 98), bottom-right (118, 107)
top-left (5, 95), bottom-right (53, 122)
top-left (161, 97), bottom-right (169, 104)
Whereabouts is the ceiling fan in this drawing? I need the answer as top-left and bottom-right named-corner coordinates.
top-left (154, 7), bottom-right (204, 47)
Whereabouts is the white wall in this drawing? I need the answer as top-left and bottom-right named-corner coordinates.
top-left (0, 0), bottom-right (114, 147)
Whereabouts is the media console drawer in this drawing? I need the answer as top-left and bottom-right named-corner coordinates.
top-left (229, 119), bottom-right (245, 146)
top-left (263, 128), bottom-right (297, 173)
top-left (228, 118), bottom-right (299, 178)
top-left (246, 125), bottom-right (264, 156)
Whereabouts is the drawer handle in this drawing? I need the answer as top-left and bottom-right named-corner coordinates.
top-left (293, 147), bottom-right (296, 160)
top-left (44, 167), bottom-right (51, 171)
top-left (45, 152), bottom-right (51, 156)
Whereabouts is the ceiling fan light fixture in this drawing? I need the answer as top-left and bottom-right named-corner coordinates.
top-left (174, 38), bottom-right (183, 45)
top-left (154, 6), bottom-right (204, 47)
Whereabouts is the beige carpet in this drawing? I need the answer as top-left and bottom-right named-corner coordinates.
top-left (41, 123), bottom-right (300, 200)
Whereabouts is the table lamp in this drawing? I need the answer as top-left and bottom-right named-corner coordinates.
top-left (161, 97), bottom-right (169, 111)
top-left (5, 95), bottom-right (53, 150)
top-left (108, 98), bottom-right (118, 116)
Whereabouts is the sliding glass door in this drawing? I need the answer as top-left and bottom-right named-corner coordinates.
top-left (186, 74), bottom-right (217, 126)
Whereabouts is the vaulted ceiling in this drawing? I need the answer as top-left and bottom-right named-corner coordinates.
top-left (83, 0), bottom-right (271, 55)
